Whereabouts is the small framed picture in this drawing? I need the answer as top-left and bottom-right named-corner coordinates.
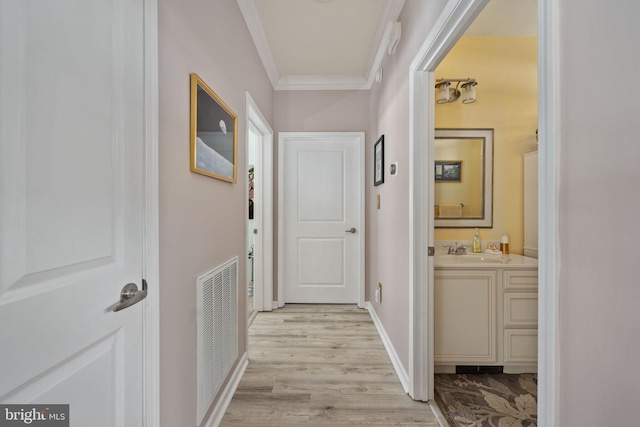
top-left (374, 135), bottom-right (384, 186)
top-left (435, 160), bottom-right (462, 182)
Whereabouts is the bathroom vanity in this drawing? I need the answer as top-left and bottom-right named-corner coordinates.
top-left (434, 254), bottom-right (538, 373)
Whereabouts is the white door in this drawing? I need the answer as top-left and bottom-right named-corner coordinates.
top-left (0, 1), bottom-right (148, 425)
top-left (279, 132), bottom-right (364, 305)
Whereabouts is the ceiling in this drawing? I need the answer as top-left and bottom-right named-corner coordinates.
top-left (237, 0), bottom-right (537, 91)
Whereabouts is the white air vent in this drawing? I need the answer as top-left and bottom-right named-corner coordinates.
top-left (197, 256), bottom-right (238, 424)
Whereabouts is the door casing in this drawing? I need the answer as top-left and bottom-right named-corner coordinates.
top-left (245, 92), bottom-right (274, 313)
top-left (277, 132), bottom-right (365, 308)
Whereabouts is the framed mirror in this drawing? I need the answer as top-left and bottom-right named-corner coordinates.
top-left (434, 128), bottom-right (493, 228)
top-left (190, 73), bottom-right (237, 183)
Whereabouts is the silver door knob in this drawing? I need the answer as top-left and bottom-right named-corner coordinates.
top-left (345, 227), bottom-right (357, 234)
top-left (113, 280), bottom-right (148, 312)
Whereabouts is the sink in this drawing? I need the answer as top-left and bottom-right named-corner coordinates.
top-left (436, 254), bottom-right (511, 265)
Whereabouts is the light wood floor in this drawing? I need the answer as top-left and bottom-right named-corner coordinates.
top-left (221, 304), bottom-right (440, 426)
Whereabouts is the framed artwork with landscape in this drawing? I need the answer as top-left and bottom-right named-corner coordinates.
top-left (435, 160), bottom-right (462, 182)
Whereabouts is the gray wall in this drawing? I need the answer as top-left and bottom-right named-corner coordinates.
top-left (272, 90), bottom-right (371, 300)
top-left (367, 0), bottom-right (448, 371)
top-left (557, 0), bottom-right (640, 424)
top-left (158, 0), bottom-right (273, 425)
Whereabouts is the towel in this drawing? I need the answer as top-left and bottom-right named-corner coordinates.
top-left (438, 203), bottom-right (463, 218)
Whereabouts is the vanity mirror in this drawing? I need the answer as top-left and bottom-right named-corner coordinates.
top-left (190, 73), bottom-right (237, 182)
top-left (434, 128), bottom-right (493, 228)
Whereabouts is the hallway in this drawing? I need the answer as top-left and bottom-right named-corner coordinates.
top-left (220, 305), bottom-right (439, 426)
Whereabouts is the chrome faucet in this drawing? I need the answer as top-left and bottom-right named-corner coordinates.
top-left (443, 242), bottom-right (467, 255)
top-left (455, 244), bottom-right (467, 255)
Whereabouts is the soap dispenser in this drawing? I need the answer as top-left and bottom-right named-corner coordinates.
top-left (472, 228), bottom-right (482, 253)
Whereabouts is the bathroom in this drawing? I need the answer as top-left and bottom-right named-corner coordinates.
top-left (431, 2), bottom-right (539, 425)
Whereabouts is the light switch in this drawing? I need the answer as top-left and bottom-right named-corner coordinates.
top-left (377, 194), bottom-right (380, 209)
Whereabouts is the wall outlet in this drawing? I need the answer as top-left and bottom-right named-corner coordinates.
top-left (375, 289), bottom-right (380, 303)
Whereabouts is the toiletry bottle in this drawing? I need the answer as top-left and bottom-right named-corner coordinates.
top-left (500, 234), bottom-right (510, 254)
top-left (472, 228), bottom-right (482, 253)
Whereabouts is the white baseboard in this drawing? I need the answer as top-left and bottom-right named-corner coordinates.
top-left (365, 302), bottom-right (409, 393)
top-left (204, 351), bottom-right (248, 427)
top-left (429, 400), bottom-right (451, 427)
top-left (272, 301), bottom-right (279, 310)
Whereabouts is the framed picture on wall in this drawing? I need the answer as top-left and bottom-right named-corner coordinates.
top-left (435, 160), bottom-right (462, 182)
top-left (190, 73), bottom-right (238, 183)
top-left (374, 135), bottom-right (384, 186)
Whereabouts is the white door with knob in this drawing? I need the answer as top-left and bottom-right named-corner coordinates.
top-left (278, 132), bottom-right (364, 305)
top-left (0, 0), bottom-right (153, 425)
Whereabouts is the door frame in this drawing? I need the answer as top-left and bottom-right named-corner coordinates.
top-left (245, 92), bottom-right (274, 313)
top-left (408, 1), bottom-right (560, 426)
top-left (142, 0), bottom-right (160, 425)
top-left (277, 132), bottom-right (365, 308)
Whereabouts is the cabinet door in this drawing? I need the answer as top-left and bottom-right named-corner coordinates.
top-left (435, 270), bottom-right (497, 364)
top-left (504, 330), bottom-right (538, 364)
top-left (504, 292), bottom-right (538, 328)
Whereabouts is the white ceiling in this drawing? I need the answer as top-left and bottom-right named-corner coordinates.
top-left (237, 0), bottom-right (537, 91)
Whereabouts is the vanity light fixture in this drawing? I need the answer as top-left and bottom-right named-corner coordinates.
top-left (435, 78), bottom-right (477, 104)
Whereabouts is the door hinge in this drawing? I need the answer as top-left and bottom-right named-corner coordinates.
top-left (428, 246), bottom-right (435, 256)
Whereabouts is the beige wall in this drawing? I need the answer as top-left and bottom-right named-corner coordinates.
top-left (272, 90), bottom-right (370, 300)
top-left (367, 0), bottom-right (448, 371)
top-left (158, 0), bottom-right (273, 425)
top-left (434, 36), bottom-right (538, 254)
top-left (274, 90), bottom-right (371, 132)
top-left (557, 0), bottom-right (640, 424)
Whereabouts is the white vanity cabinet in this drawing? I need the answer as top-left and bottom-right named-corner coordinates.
top-left (434, 262), bottom-right (538, 373)
top-left (502, 269), bottom-right (538, 366)
top-left (435, 270), bottom-right (498, 364)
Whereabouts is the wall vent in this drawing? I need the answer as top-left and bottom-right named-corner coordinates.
top-left (196, 256), bottom-right (238, 424)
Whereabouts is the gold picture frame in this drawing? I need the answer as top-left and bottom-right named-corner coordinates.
top-left (190, 73), bottom-right (238, 183)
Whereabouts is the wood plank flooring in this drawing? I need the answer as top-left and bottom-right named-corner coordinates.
top-left (221, 304), bottom-right (440, 426)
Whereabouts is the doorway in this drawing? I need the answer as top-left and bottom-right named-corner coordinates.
top-left (277, 132), bottom-right (365, 306)
top-left (245, 92), bottom-right (274, 318)
top-left (409, 0), bottom-right (558, 426)
top-left (431, 2), bottom-right (539, 424)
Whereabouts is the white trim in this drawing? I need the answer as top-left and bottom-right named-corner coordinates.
top-left (366, 302), bottom-right (409, 393)
top-left (237, 0), bottom-right (405, 91)
top-left (363, 0), bottom-right (406, 85)
top-left (272, 301), bottom-right (279, 310)
top-left (365, 22), bottom-right (394, 88)
top-left (277, 130), bottom-right (285, 307)
top-left (245, 92), bottom-right (274, 314)
top-left (236, 0), bottom-right (280, 88)
top-left (142, 0), bottom-right (160, 425)
top-left (407, 0), bottom-right (489, 402)
top-left (275, 75), bottom-right (369, 91)
top-left (429, 401), bottom-right (451, 427)
top-left (277, 132), bottom-right (365, 307)
top-left (203, 352), bottom-right (249, 427)
top-left (537, 0), bottom-right (560, 425)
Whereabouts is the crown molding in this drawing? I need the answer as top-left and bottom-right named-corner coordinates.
top-left (275, 75), bottom-right (369, 91)
top-left (238, 0), bottom-right (406, 91)
top-left (236, 0), bottom-right (280, 88)
top-left (364, 0), bottom-right (406, 86)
